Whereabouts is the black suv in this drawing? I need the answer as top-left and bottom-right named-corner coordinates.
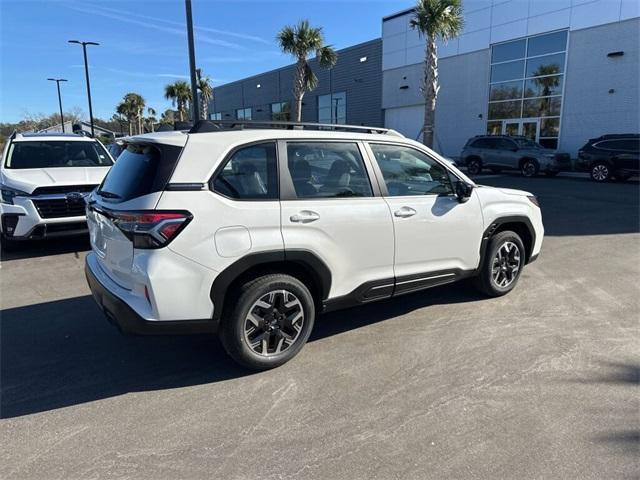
top-left (577, 134), bottom-right (639, 182)
top-left (460, 135), bottom-right (571, 177)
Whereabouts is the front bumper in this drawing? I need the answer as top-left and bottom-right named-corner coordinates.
top-left (85, 253), bottom-right (218, 335)
top-left (1, 197), bottom-right (88, 239)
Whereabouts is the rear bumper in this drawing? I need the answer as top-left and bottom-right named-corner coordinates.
top-left (85, 253), bottom-right (218, 335)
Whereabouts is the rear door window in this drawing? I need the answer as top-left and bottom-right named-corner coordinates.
top-left (286, 142), bottom-right (373, 198)
top-left (98, 143), bottom-right (182, 202)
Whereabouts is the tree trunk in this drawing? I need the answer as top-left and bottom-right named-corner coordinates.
top-left (293, 59), bottom-right (306, 122)
top-left (422, 35), bottom-right (439, 148)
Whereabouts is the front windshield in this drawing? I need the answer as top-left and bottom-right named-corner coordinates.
top-left (5, 140), bottom-right (114, 169)
top-left (514, 138), bottom-right (542, 149)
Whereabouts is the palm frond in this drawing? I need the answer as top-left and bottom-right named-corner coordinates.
top-left (410, 0), bottom-right (463, 40)
top-left (302, 63), bottom-right (318, 91)
top-left (317, 45), bottom-right (337, 69)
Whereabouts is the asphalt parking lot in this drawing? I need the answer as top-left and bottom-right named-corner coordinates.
top-left (1, 174), bottom-right (638, 480)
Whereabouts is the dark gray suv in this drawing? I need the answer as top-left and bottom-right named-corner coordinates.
top-left (460, 135), bottom-right (570, 177)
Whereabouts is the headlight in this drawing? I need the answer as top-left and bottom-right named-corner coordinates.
top-left (0, 184), bottom-right (29, 205)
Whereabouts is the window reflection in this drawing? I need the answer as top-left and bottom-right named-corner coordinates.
top-left (491, 39), bottom-right (526, 63)
top-left (491, 60), bottom-right (525, 82)
top-left (524, 75), bottom-right (563, 97)
top-left (522, 97), bottom-right (561, 118)
top-left (526, 53), bottom-right (565, 78)
top-left (490, 80), bottom-right (523, 101)
top-left (527, 30), bottom-right (567, 57)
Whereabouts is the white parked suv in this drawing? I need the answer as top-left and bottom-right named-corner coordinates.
top-left (1, 132), bottom-right (114, 248)
top-left (84, 121), bottom-right (544, 369)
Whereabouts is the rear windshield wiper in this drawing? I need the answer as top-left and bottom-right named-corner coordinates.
top-left (96, 189), bottom-right (122, 199)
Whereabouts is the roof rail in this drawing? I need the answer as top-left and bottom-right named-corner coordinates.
top-left (188, 119), bottom-right (404, 137)
top-left (9, 129), bottom-right (21, 140)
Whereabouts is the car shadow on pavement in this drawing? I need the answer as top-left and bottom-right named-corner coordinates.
top-left (0, 283), bottom-right (482, 419)
top-left (1, 235), bottom-right (91, 262)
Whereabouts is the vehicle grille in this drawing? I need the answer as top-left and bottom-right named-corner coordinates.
top-left (33, 198), bottom-right (87, 218)
top-left (31, 184), bottom-right (97, 196)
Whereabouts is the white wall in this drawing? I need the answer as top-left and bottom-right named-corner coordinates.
top-left (382, 0), bottom-right (640, 71)
top-left (560, 18), bottom-right (640, 153)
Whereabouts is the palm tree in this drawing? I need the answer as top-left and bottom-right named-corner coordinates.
top-left (146, 107), bottom-right (157, 133)
top-left (277, 20), bottom-right (337, 122)
top-left (196, 69), bottom-right (213, 120)
top-left (410, 0), bottom-right (463, 148)
top-left (164, 81), bottom-right (192, 122)
top-left (116, 93), bottom-right (146, 135)
top-left (160, 109), bottom-right (177, 125)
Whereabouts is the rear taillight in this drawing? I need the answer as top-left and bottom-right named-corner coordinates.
top-left (109, 210), bottom-right (192, 249)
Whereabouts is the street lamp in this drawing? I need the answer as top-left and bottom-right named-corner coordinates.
top-left (47, 78), bottom-right (68, 132)
top-left (68, 40), bottom-right (99, 137)
top-left (184, 0), bottom-right (200, 122)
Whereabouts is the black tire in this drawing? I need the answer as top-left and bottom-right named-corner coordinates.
top-left (219, 273), bottom-right (315, 370)
top-left (466, 158), bottom-right (482, 175)
top-left (472, 231), bottom-right (525, 297)
top-left (490, 168), bottom-right (502, 174)
top-left (520, 159), bottom-right (539, 177)
top-left (590, 162), bottom-right (611, 182)
top-left (545, 171), bottom-right (559, 177)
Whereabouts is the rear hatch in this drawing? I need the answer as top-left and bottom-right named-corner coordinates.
top-left (86, 140), bottom-right (186, 289)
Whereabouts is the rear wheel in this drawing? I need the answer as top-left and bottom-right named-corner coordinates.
top-left (219, 274), bottom-right (315, 370)
top-left (466, 158), bottom-right (482, 175)
top-left (473, 231), bottom-right (525, 297)
top-left (590, 162), bottom-right (610, 182)
top-left (520, 159), bottom-right (539, 177)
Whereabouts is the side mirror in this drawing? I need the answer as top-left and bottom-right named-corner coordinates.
top-left (455, 181), bottom-right (473, 203)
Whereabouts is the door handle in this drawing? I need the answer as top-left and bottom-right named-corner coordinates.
top-left (394, 206), bottom-right (417, 218)
top-left (290, 210), bottom-right (320, 223)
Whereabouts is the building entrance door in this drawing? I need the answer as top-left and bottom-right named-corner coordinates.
top-left (502, 119), bottom-right (540, 142)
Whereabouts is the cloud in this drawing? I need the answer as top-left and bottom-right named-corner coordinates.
top-left (93, 4), bottom-right (272, 45)
top-left (67, 4), bottom-right (244, 50)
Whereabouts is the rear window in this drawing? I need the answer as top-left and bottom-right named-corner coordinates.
top-left (5, 140), bottom-right (113, 169)
top-left (97, 143), bottom-right (182, 202)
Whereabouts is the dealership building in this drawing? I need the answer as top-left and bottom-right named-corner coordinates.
top-left (209, 0), bottom-right (639, 157)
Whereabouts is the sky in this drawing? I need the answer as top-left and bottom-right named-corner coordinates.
top-left (0, 0), bottom-right (411, 123)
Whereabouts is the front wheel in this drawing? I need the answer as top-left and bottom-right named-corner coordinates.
top-left (521, 159), bottom-right (539, 177)
top-left (219, 274), bottom-right (315, 370)
top-left (473, 231), bottom-right (525, 297)
top-left (466, 158), bottom-right (482, 176)
top-left (590, 162), bottom-right (610, 182)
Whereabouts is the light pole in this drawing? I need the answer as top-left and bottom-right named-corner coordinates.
top-left (184, 0), bottom-right (200, 122)
top-left (68, 40), bottom-right (99, 137)
top-left (47, 78), bottom-right (68, 132)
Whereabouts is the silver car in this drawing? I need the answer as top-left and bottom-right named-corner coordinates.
top-left (460, 135), bottom-right (570, 177)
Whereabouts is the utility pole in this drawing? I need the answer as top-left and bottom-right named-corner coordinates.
top-left (68, 40), bottom-right (99, 136)
top-left (185, 0), bottom-right (200, 121)
top-left (47, 78), bottom-right (68, 132)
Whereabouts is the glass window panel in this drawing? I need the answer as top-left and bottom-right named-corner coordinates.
top-left (212, 143), bottom-right (278, 200)
top-left (539, 138), bottom-right (558, 149)
top-left (490, 80), bottom-right (524, 101)
top-left (522, 96), bottom-right (562, 118)
top-left (526, 53), bottom-right (565, 78)
top-left (369, 143), bottom-right (454, 196)
top-left (492, 39), bottom-right (526, 63)
top-left (488, 100), bottom-right (522, 120)
top-left (286, 142), bottom-right (372, 198)
top-left (486, 122), bottom-right (502, 136)
top-left (524, 75), bottom-right (563, 97)
top-left (318, 94), bottom-right (331, 109)
top-left (491, 60), bottom-right (525, 82)
top-left (540, 117), bottom-right (560, 137)
top-left (527, 31), bottom-right (567, 57)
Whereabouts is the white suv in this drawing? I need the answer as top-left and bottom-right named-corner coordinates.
top-left (1, 132), bottom-right (114, 248)
top-left (84, 121), bottom-right (544, 369)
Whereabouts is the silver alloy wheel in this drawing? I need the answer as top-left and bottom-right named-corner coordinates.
top-left (592, 164), bottom-right (609, 181)
top-left (243, 289), bottom-right (304, 357)
top-left (491, 241), bottom-right (521, 288)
